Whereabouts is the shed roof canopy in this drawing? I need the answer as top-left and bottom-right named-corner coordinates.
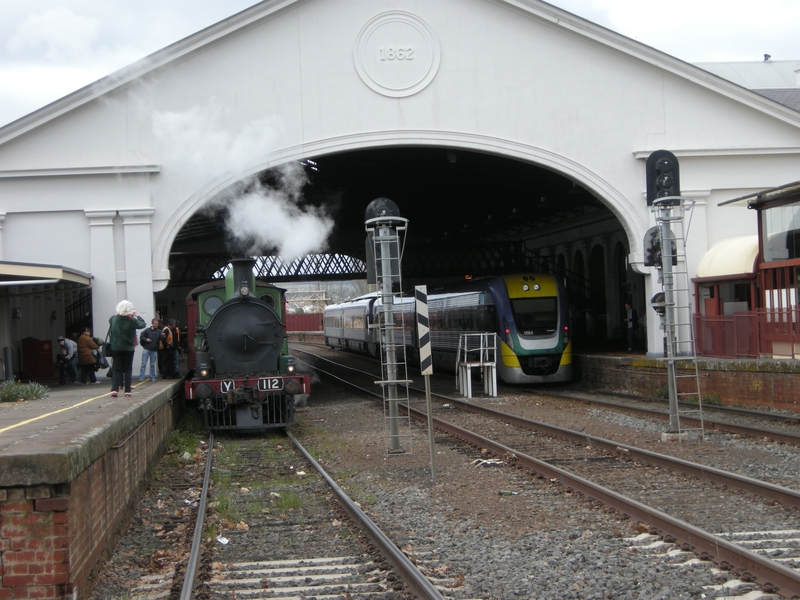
top-left (0, 261), bottom-right (92, 287)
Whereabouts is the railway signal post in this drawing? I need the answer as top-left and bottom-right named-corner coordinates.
top-left (365, 198), bottom-right (412, 454)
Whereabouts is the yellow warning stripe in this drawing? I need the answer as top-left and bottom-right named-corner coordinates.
top-left (0, 386), bottom-right (139, 435)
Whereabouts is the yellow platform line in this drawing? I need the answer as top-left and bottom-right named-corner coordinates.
top-left (0, 383), bottom-right (145, 435)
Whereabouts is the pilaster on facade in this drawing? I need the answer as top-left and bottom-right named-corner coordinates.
top-left (120, 208), bottom-right (157, 324)
top-left (0, 212), bottom-right (5, 260)
top-left (118, 208), bottom-right (156, 225)
top-left (85, 210), bottom-right (119, 335)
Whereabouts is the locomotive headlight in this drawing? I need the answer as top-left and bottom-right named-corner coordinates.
top-left (195, 383), bottom-right (213, 400)
top-left (287, 363), bottom-right (295, 373)
top-left (522, 284), bottom-right (530, 291)
top-left (533, 284), bottom-right (540, 291)
top-left (285, 378), bottom-right (301, 394)
top-left (239, 285), bottom-right (250, 297)
top-left (199, 368), bottom-right (210, 378)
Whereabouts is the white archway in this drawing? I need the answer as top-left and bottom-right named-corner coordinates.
top-left (153, 131), bottom-right (647, 290)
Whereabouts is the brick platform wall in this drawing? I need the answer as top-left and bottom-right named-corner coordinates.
top-left (574, 354), bottom-right (800, 413)
top-left (0, 400), bottom-right (176, 600)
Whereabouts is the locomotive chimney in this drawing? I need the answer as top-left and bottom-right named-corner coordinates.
top-left (230, 257), bottom-right (256, 298)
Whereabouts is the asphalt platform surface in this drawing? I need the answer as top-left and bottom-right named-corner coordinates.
top-left (0, 376), bottom-right (183, 488)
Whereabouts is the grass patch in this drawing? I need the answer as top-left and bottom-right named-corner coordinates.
top-left (683, 392), bottom-right (722, 406)
top-left (273, 490), bottom-right (302, 510)
top-left (204, 522), bottom-right (219, 541)
top-left (211, 468), bottom-right (232, 488)
top-left (168, 411), bottom-right (204, 456)
top-left (0, 381), bottom-right (50, 402)
top-left (213, 492), bottom-right (241, 523)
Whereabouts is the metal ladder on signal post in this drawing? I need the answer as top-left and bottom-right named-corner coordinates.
top-left (368, 220), bottom-right (413, 455)
top-left (653, 197), bottom-right (705, 440)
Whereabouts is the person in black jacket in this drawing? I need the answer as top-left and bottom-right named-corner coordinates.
top-left (138, 318), bottom-right (164, 382)
top-left (623, 302), bottom-right (638, 352)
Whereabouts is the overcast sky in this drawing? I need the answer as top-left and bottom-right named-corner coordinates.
top-left (1, 0), bottom-right (798, 128)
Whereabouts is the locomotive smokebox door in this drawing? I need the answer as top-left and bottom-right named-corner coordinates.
top-left (205, 299), bottom-right (284, 373)
top-left (236, 403), bottom-right (264, 428)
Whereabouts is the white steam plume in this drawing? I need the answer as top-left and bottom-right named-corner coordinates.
top-left (143, 95), bottom-right (334, 259)
top-left (220, 163), bottom-right (334, 261)
top-left (150, 97), bottom-right (282, 179)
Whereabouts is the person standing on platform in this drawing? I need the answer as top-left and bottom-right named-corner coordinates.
top-left (167, 319), bottom-right (181, 378)
top-left (138, 318), bottom-right (163, 382)
top-left (56, 347), bottom-right (70, 385)
top-left (623, 302), bottom-right (638, 352)
top-left (77, 327), bottom-right (100, 384)
top-left (158, 321), bottom-right (173, 379)
top-left (108, 300), bottom-right (146, 397)
top-left (57, 336), bottom-right (79, 384)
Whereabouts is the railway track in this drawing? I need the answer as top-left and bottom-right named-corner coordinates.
top-left (527, 387), bottom-right (800, 447)
top-left (180, 431), bottom-right (444, 600)
top-left (293, 346), bottom-right (800, 598)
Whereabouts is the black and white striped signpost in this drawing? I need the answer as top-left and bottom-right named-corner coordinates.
top-left (415, 285), bottom-right (436, 480)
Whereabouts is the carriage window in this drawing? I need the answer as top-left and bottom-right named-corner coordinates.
top-left (203, 296), bottom-right (224, 316)
top-left (259, 294), bottom-right (276, 308)
top-left (511, 297), bottom-right (557, 335)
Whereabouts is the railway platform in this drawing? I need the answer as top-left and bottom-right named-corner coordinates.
top-left (0, 376), bottom-right (184, 600)
top-left (574, 352), bottom-right (799, 413)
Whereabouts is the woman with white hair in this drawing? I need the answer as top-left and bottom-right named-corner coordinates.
top-left (108, 300), bottom-right (146, 397)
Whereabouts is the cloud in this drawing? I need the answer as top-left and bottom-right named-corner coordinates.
top-left (6, 8), bottom-right (99, 62)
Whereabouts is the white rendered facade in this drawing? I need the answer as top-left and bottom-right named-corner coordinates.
top-left (1, 0), bottom-right (799, 365)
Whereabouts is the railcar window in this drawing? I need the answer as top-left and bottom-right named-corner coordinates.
top-left (259, 294), bottom-right (276, 308)
top-left (511, 297), bottom-right (558, 335)
top-left (203, 296), bottom-right (224, 316)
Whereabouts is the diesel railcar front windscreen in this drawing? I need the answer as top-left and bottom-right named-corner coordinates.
top-left (510, 297), bottom-right (558, 335)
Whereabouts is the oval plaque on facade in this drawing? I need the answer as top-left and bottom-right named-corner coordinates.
top-left (353, 11), bottom-right (441, 98)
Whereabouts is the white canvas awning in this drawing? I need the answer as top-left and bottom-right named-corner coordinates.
top-left (695, 236), bottom-right (759, 279)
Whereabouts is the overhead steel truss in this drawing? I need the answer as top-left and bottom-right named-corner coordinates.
top-left (166, 246), bottom-right (599, 309)
top-left (167, 252), bottom-right (367, 285)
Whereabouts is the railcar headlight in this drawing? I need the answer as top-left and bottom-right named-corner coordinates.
top-left (285, 378), bottom-right (301, 394)
top-left (287, 363), bottom-right (295, 373)
top-left (195, 383), bottom-right (213, 400)
top-left (199, 368), bottom-right (210, 378)
top-left (239, 286), bottom-right (250, 297)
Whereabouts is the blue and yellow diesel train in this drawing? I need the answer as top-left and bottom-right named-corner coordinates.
top-left (324, 274), bottom-right (572, 384)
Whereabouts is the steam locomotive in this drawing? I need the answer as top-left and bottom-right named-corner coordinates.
top-left (184, 258), bottom-right (310, 431)
top-left (325, 274), bottom-right (573, 384)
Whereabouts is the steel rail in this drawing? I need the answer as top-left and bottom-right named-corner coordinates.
top-left (578, 388), bottom-right (800, 424)
top-left (180, 431), bottom-right (214, 600)
top-left (532, 390), bottom-right (800, 447)
top-left (442, 399), bottom-right (800, 509)
top-left (296, 350), bottom-right (800, 506)
top-left (286, 431), bottom-right (445, 600)
top-left (425, 415), bottom-right (800, 597)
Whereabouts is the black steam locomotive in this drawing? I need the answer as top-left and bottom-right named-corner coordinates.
top-left (184, 258), bottom-right (310, 431)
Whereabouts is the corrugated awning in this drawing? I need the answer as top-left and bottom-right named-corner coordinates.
top-left (695, 236), bottom-right (759, 280)
top-left (718, 180), bottom-right (800, 208)
top-left (0, 261), bottom-right (92, 287)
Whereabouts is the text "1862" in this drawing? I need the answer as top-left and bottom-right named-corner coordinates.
top-left (378, 47), bottom-right (414, 61)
